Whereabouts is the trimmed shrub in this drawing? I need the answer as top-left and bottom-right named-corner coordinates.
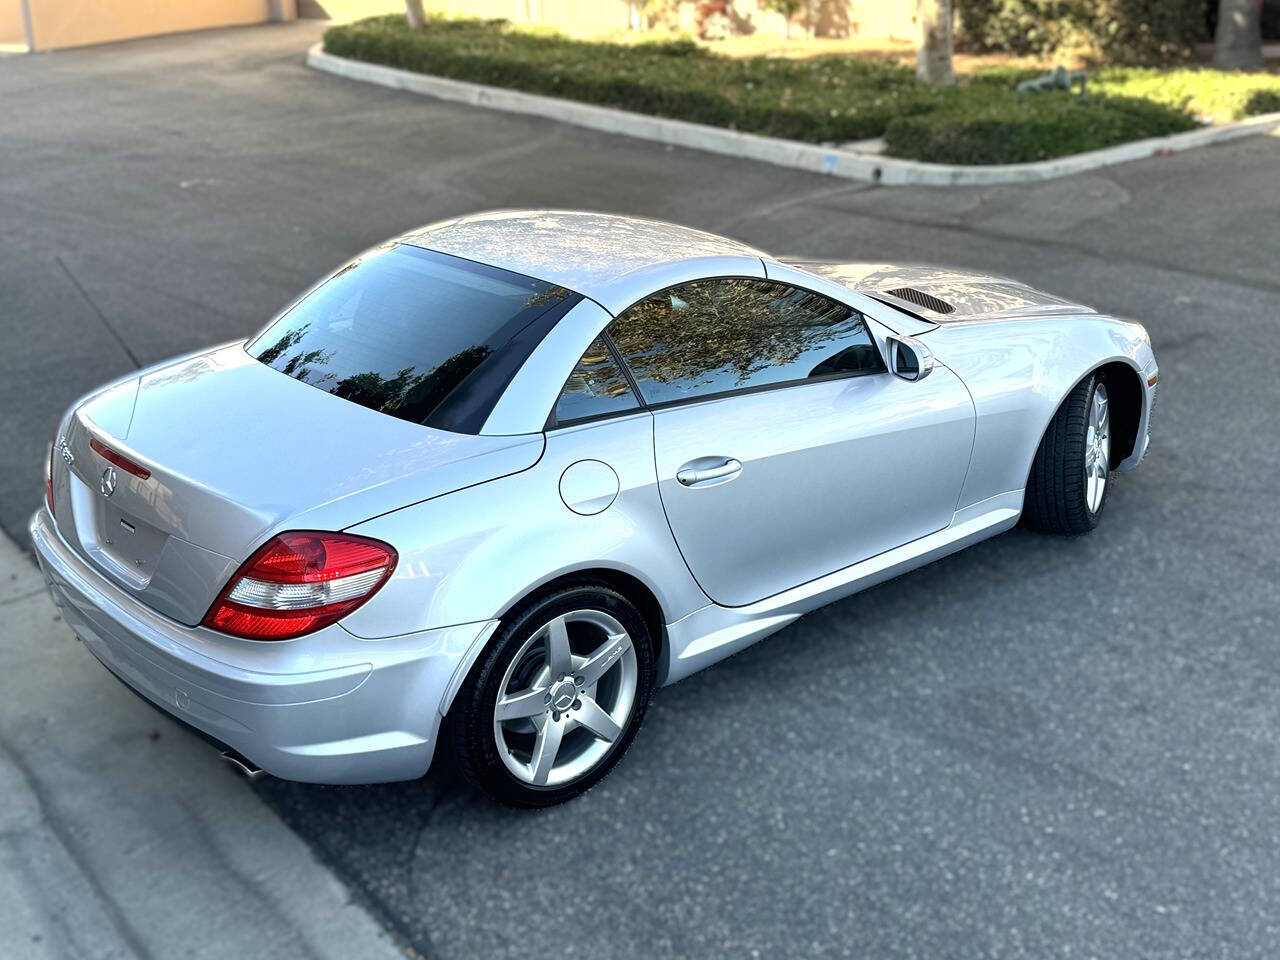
top-left (322, 16), bottom-right (1280, 165)
top-left (882, 93), bottom-right (1198, 164)
top-left (323, 16), bottom-right (938, 142)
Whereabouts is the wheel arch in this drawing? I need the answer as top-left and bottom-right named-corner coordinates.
top-left (1025, 357), bottom-right (1144, 485)
top-left (1093, 360), bottom-right (1144, 466)
top-left (494, 567), bottom-right (668, 675)
top-left (439, 565), bottom-right (670, 721)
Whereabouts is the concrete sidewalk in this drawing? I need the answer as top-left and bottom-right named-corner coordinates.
top-left (0, 528), bottom-right (403, 960)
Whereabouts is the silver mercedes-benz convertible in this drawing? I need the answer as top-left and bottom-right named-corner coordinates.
top-left (32, 211), bottom-right (1157, 806)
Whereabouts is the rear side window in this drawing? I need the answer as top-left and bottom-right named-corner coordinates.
top-left (247, 244), bottom-right (577, 433)
top-left (553, 336), bottom-right (641, 426)
top-left (608, 278), bottom-right (883, 406)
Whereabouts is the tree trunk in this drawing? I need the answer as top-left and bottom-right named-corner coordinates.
top-left (916, 0), bottom-right (954, 86)
top-left (1213, 0), bottom-right (1264, 70)
top-left (404, 0), bottom-right (426, 30)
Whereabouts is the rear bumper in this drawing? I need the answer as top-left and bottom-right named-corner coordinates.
top-left (29, 508), bottom-right (495, 784)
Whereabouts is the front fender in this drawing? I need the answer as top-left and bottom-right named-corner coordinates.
top-left (925, 315), bottom-right (1156, 508)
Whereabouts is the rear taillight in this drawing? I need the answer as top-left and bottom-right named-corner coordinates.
top-left (202, 532), bottom-right (397, 641)
top-left (45, 434), bottom-right (56, 516)
top-left (89, 437), bottom-right (151, 479)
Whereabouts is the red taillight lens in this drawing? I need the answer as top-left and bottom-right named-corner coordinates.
top-left (45, 435), bottom-right (56, 516)
top-left (202, 532), bottom-right (397, 641)
top-left (89, 437), bottom-right (151, 479)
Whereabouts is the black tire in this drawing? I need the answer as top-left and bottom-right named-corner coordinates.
top-left (1023, 372), bottom-right (1110, 536)
top-left (447, 579), bottom-right (655, 807)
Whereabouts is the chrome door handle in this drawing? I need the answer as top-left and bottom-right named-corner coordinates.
top-left (676, 458), bottom-right (742, 487)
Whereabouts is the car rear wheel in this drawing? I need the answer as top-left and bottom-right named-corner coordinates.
top-left (1023, 373), bottom-right (1111, 535)
top-left (448, 581), bottom-right (654, 807)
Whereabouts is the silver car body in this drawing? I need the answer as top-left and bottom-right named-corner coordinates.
top-left (31, 211), bottom-right (1158, 784)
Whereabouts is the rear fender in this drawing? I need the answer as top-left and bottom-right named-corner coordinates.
top-left (341, 412), bottom-right (709, 640)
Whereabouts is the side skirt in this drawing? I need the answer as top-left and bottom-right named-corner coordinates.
top-left (658, 492), bottom-right (1023, 685)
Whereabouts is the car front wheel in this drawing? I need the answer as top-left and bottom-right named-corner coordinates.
top-left (448, 581), bottom-right (655, 807)
top-left (1024, 372), bottom-right (1112, 535)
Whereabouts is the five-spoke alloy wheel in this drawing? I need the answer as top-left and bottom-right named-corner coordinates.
top-left (1084, 381), bottom-right (1110, 514)
top-left (449, 581), bottom-right (654, 806)
top-left (493, 610), bottom-right (638, 788)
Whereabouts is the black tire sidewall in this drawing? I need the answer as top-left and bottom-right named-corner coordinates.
top-left (451, 582), bottom-right (655, 807)
top-left (1023, 371), bottom-right (1111, 536)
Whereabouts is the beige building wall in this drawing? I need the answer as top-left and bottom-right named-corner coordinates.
top-left (10, 0), bottom-right (914, 51)
top-left (302, 1), bottom-right (911, 40)
top-left (431, 0), bottom-right (632, 35)
top-left (299, 0), bottom-right (402, 21)
top-left (1, 1), bottom-right (27, 45)
top-left (303, 0), bottom-right (639, 36)
top-left (713, 0), bottom-right (916, 40)
top-left (424, 0), bottom-right (915, 40)
top-left (23, 0), bottom-right (276, 51)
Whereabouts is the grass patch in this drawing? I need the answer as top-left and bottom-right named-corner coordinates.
top-left (324, 16), bottom-right (1280, 165)
top-left (1093, 67), bottom-right (1280, 122)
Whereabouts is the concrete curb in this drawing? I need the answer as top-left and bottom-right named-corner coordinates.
top-left (307, 42), bottom-right (1280, 187)
top-left (0, 529), bottom-right (404, 960)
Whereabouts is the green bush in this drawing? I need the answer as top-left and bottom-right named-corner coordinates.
top-left (323, 16), bottom-right (1279, 166)
top-left (882, 94), bottom-right (1198, 165)
top-left (956, 0), bottom-right (1207, 64)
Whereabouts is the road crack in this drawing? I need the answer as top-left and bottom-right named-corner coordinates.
top-left (55, 255), bottom-right (142, 369)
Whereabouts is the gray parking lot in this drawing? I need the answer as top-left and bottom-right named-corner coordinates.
top-left (3, 22), bottom-right (1279, 960)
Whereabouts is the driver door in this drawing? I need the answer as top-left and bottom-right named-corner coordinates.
top-left (605, 277), bottom-right (975, 607)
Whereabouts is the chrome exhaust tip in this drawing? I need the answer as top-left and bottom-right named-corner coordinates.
top-left (220, 749), bottom-right (266, 781)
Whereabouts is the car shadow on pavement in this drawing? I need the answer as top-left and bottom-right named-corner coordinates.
top-left (246, 505), bottom-right (1171, 958)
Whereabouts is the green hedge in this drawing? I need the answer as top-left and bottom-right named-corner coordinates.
top-left (883, 94), bottom-right (1198, 165)
top-left (324, 16), bottom-right (936, 143)
top-left (956, 0), bottom-right (1207, 63)
top-left (323, 16), bottom-right (1280, 166)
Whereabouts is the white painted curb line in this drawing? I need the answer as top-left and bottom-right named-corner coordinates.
top-left (308, 43), bottom-right (1280, 187)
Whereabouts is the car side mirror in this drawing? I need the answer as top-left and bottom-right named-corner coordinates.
top-left (887, 336), bottom-right (934, 382)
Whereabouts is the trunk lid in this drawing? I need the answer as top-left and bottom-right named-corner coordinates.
top-left (55, 342), bottom-right (543, 625)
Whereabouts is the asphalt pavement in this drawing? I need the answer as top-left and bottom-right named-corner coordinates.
top-left (2, 22), bottom-right (1279, 960)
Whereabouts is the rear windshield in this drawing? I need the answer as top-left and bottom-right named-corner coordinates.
top-left (247, 244), bottom-right (577, 433)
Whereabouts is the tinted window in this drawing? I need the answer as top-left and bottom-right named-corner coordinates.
top-left (553, 336), bottom-right (640, 425)
top-left (608, 278), bottom-right (883, 405)
top-left (247, 245), bottom-right (575, 431)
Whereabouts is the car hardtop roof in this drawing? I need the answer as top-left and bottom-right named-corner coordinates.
top-left (399, 210), bottom-right (770, 314)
